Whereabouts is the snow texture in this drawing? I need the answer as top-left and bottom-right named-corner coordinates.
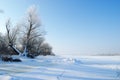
top-left (0, 55), bottom-right (120, 80)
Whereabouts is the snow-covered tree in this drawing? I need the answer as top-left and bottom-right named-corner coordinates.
top-left (0, 6), bottom-right (54, 58)
top-left (21, 5), bottom-right (44, 57)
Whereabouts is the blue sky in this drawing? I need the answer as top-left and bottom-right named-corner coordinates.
top-left (0, 0), bottom-right (120, 55)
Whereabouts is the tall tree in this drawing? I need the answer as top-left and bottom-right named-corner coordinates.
top-left (22, 6), bottom-right (44, 57)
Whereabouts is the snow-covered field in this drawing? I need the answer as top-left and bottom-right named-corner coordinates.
top-left (0, 55), bottom-right (120, 80)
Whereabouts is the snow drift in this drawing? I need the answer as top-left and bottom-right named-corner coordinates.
top-left (0, 55), bottom-right (120, 80)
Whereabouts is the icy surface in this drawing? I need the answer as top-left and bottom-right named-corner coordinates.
top-left (0, 55), bottom-right (120, 80)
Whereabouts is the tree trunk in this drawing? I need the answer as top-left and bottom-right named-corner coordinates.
top-left (9, 45), bottom-right (22, 56)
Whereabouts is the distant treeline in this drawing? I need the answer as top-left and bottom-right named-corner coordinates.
top-left (93, 53), bottom-right (120, 56)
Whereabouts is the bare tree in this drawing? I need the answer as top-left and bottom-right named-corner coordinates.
top-left (5, 19), bottom-right (21, 55)
top-left (21, 6), bottom-right (44, 57)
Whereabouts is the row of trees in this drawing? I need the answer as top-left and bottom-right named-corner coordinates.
top-left (0, 6), bottom-right (54, 58)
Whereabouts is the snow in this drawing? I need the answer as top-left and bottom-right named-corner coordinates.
top-left (0, 55), bottom-right (120, 80)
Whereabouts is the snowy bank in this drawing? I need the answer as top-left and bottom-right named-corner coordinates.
top-left (0, 56), bottom-right (120, 80)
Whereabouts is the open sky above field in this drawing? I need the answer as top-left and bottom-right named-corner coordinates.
top-left (0, 0), bottom-right (120, 55)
